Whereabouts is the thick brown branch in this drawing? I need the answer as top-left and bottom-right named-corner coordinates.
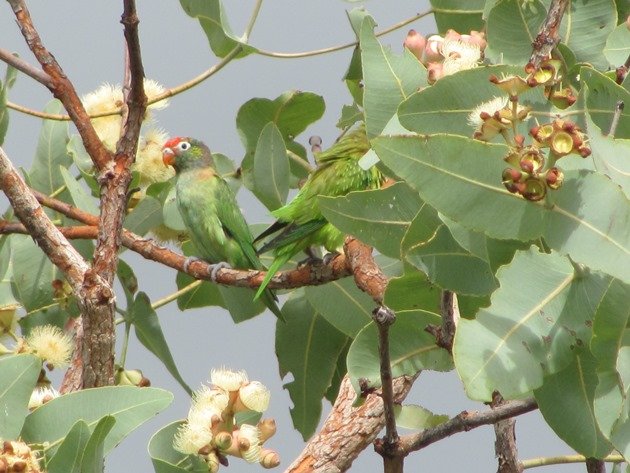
top-left (0, 148), bottom-right (89, 292)
top-left (343, 237), bottom-right (388, 304)
top-left (0, 48), bottom-right (52, 87)
top-left (0, 221), bottom-right (97, 239)
top-left (528, 0), bottom-right (569, 69)
top-left (397, 398), bottom-right (538, 455)
top-left (285, 375), bottom-right (417, 473)
top-left (7, 0), bottom-right (112, 170)
top-left (27, 191), bottom-right (353, 290)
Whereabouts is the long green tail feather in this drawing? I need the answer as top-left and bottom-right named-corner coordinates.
top-left (254, 252), bottom-right (291, 302)
top-left (259, 288), bottom-right (284, 321)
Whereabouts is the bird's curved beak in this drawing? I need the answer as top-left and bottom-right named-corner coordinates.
top-left (162, 147), bottom-right (175, 167)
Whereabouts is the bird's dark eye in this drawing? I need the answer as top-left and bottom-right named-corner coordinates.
top-left (179, 141), bottom-right (190, 151)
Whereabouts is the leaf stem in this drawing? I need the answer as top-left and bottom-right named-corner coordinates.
top-left (287, 150), bottom-right (314, 173)
top-left (151, 279), bottom-right (202, 310)
top-left (241, 0), bottom-right (264, 43)
top-left (252, 10), bottom-right (433, 59)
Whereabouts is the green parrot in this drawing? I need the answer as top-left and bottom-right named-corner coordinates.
top-left (162, 136), bottom-right (283, 320)
top-left (254, 124), bottom-right (384, 299)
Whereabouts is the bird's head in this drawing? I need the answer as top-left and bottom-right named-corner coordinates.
top-left (162, 137), bottom-right (214, 172)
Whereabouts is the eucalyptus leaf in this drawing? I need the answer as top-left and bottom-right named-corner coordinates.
top-left (319, 183), bottom-right (424, 259)
top-left (305, 277), bottom-right (374, 338)
top-left (29, 100), bottom-right (71, 195)
top-left (178, 0), bottom-right (256, 58)
top-left (149, 421), bottom-right (208, 473)
top-left (535, 350), bottom-right (614, 458)
top-left (454, 247), bottom-right (609, 401)
top-left (604, 22), bottom-right (630, 67)
top-left (276, 293), bottom-right (348, 439)
top-left (430, 0), bottom-right (485, 33)
top-left (394, 404), bottom-right (449, 430)
top-left (253, 122), bottom-right (290, 210)
top-left (21, 386), bottom-right (173, 455)
top-left (0, 354), bottom-right (41, 439)
top-left (0, 59), bottom-right (17, 146)
top-left (374, 134), bottom-right (630, 284)
top-left (485, 0), bottom-right (546, 64)
top-left (347, 311), bottom-right (452, 394)
top-left (130, 292), bottom-right (192, 395)
top-left (360, 16), bottom-right (427, 138)
top-left (124, 195), bottom-right (163, 236)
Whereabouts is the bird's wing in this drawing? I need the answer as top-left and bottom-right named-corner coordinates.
top-left (214, 178), bottom-right (262, 270)
top-left (256, 218), bottom-right (327, 255)
top-left (253, 219), bottom-right (289, 244)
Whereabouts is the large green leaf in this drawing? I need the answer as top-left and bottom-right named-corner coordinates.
top-left (178, 0), bottom-right (256, 58)
top-left (124, 195), bottom-right (163, 236)
top-left (130, 292), bottom-right (192, 395)
top-left (397, 65), bottom-right (549, 138)
top-left (535, 350), bottom-right (614, 458)
top-left (29, 100), bottom-right (71, 195)
top-left (149, 421), bottom-right (208, 473)
top-left (347, 312), bottom-right (453, 394)
top-left (394, 405), bottom-right (449, 431)
top-left (59, 167), bottom-right (99, 215)
top-left (373, 134), bottom-right (630, 284)
top-left (276, 293), bottom-right (348, 439)
top-left (0, 60), bottom-right (17, 146)
top-left (0, 354), bottom-right (41, 439)
top-left (304, 278), bottom-right (374, 338)
top-left (429, 0), bottom-right (485, 33)
top-left (319, 183), bottom-right (424, 259)
top-left (592, 279), bottom-right (630, 460)
top-left (384, 271), bottom-right (441, 319)
top-left (21, 386), bottom-right (172, 455)
top-left (604, 22), bottom-right (630, 67)
top-left (584, 106), bottom-right (630, 197)
top-left (557, 0), bottom-right (617, 70)
top-left (454, 247), bottom-right (609, 401)
top-left (359, 16), bottom-right (427, 138)
top-left (47, 416), bottom-right (115, 473)
top-left (582, 68), bottom-right (630, 139)
top-left (0, 236), bottom-right (18, 309)
top-left (11, 235), bottom-right (67, 330)
top-left (252, 122), bottom-right (289, 210)
top-left (175, 273), bottom-right (222, 310)
top-left (485, 0), bottom-right (546, 64)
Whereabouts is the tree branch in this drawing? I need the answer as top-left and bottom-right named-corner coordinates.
top-left (396, 398), bottom-right (538, 455)
top-left (528, 0), bottom-right (569, 70)
top-left (0, 47), bottom-right (52, 87)
top-left (343, 237), bottom-right (388, 304)
top-left (6, 191), bottom-right (355, 291)
top-left (7, 0), bottom-right (112, 171)
top-left (426, 289), bottom-right (460, 353)
top-left (492, 393), bottom-right (522, 473)
top-left (0, 147), bottom-right (90, 293)
top-left (285, 375), bottom-right (417, 473)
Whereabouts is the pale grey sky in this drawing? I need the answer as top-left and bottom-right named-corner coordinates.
top-left (0, 1), bottom-right (580, 471)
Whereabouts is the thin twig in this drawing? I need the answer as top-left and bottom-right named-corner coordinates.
top-left (0, 48), bottom-right (51, 87)
top-left (528, 0), bottom-right (569, 70)
top-left (256, 10), bottom-right (433, 59)
top-left (520, 455), bottom-right (624, 469)
top-left (426, 289), bottom-right (460, 353)
top-left (607, 100), bottom-right (624, 137)
top-left (397, 399), bottom-right (538, 455)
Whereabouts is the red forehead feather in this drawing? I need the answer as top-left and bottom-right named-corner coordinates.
top-left (163, 137), bottom-right (185, 149)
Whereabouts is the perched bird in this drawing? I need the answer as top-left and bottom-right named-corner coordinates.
top-left (162, 137), bottom-right (283, 320)
top-left (254, 124), bottom-right (384, 299)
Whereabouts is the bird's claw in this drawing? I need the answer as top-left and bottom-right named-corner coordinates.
top-left (183, 256), bottom-right (202, 273)
top-left (209, 261), bottom-right (232, 282)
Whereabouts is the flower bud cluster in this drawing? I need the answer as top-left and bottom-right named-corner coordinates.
top-left (501, 118), bottom-right (588, 201)
top-left (404, 29), bottom-right (486, 83)
top-left (0, 440), bottom-right (42, 473)
top-left (173, 368), bottom-right (279, 471)
top-left (115, 367), bottom-right (151, 387)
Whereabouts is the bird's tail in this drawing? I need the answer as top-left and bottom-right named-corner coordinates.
top-left (259, 288), bottom-right (284, 321)
top-left (254, 253), bottom-right (291, 303)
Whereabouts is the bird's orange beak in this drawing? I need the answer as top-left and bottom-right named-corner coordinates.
top-left (162, 147), bottom-right (175, 167)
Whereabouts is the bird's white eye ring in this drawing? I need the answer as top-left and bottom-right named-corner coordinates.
top-left (179, 141), bottom-right (190, 151)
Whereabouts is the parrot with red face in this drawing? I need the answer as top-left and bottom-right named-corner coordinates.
top-left (162, 137), bottom-right (282, 320)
